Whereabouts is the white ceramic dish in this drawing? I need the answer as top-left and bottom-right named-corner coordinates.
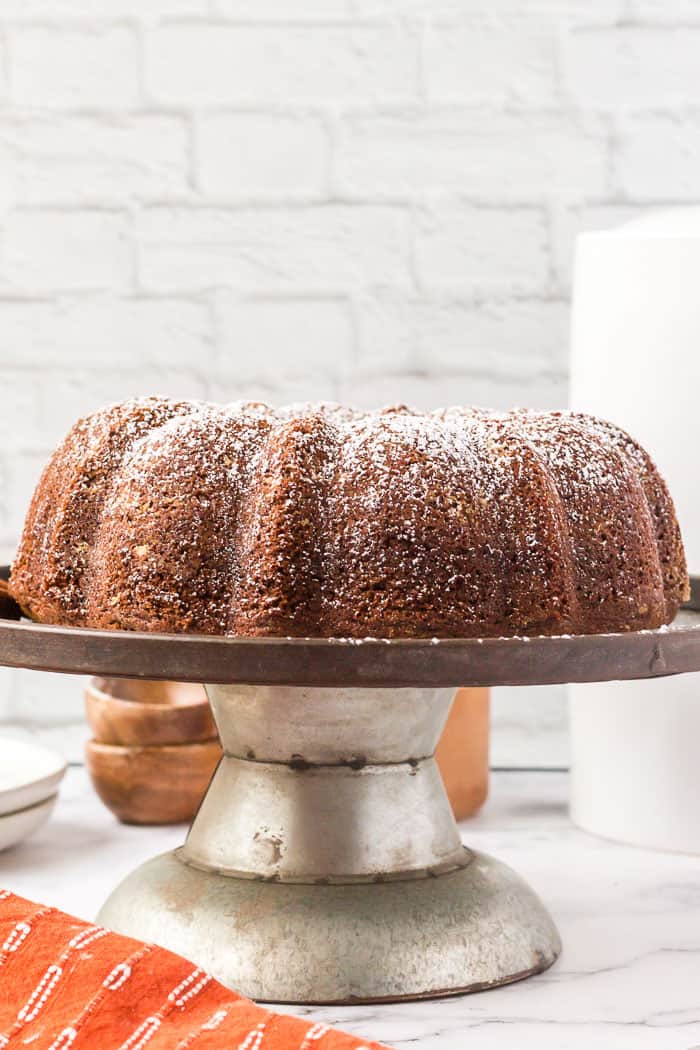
top-left (0, 737), bottom-right (67, 816)
top-left (0, 795), bottom-right (57, 852)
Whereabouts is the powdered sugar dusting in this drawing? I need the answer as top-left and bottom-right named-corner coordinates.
top-left (8, 398), bottom-right (688, 640)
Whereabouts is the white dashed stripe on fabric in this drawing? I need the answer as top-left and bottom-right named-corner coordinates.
top-left (118, 1015), bottom-right (161, 1050)
top-left (103, 962), bottom-right (132, 992)
top-left (302, 1023), bottom-right (331, 1047)
top-left (2, 921), bottom-right (31, 956)
top-left (0, 907), bottom-right (54, 972)
top-left (48, 1025), bottom-right (78, 1050)
top-left (202, 1009), bottom-right (228, 1031)
top-left (18, 964), bottom-right (63, 1022)
top-left (67, 926), bottom-right (109, 953)
top-left (238, 1022), bottom-right (266, 1050)
top-left (4, 919), bottom-right (111, 1034)
top-left (42, 948), bottom-right (150, 1050)
top-left (168, 968), bottom-right (212, 1007)
top-left (174, 1006), bottom-right (230, 1050)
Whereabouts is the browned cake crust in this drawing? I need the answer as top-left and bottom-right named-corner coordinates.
top-left (9, 398), bottom-right (689, 639)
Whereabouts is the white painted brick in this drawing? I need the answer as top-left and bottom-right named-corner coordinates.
top-left (0, 298), bottom-right (213, 369)
top-left (0, 166), bottom-right (13, 214)
top-left (355, 0), bottom-right (622, 14)
top-left (0, 39), bottom-right (8, 105)
top-left (146, 24), bottom-right (419, 104)
top-left (564, 26), bottom-right (700, 108)
top-left (208, 373), bottom-right (341, 405)
top-left (197, 114), bottom-right (329, 198)
top-left (550, 202), bottom-right (645, 292)
top-left (2, 211), bottom-right (132, 292)
top-left (0, 378), bottom-right (40, 450)
top-left (616, 0), bottom-right (700, 21)
top-left (426, 17), bottom-right (559, 105)
top-left (215, 298), bottom-right (353, 379)
top-left (214, 0), bottom-right (351, 14)
top-left (47, 368), bottom-right (210, 430)
top-left (0, 454), bottom-right (7, 545)
top-left (355, 294), bottom-right (569, 377)
top-left (136, 206), bottom-right (411, 292)
top-left (336, 110), bottom-right (609, 200)
top-left (2, 0), bottom-right (207, 15)
top-left (341, 371), bottom-right (568, 412)
top-left (0, 367), bottom-right (210, 461)
top-left (615, 114), bottom-right (700, 201)
top-left (415, 204), bottom-right (549, 293)
top-left (10, 27), bottom-right (139, 109)
top-left (0, 116), bottom-right (189, 206)
top-left (3, 449), bottom-right (49, 540)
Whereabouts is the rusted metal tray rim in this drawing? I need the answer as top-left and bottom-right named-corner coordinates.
top-left (2, 566), bottom-right (700, 687)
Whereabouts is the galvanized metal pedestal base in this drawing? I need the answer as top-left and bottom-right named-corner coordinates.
top-left (98, 846), bottom-right (559, 1003)
top-left (98, 684), bottom-right (561, 1003)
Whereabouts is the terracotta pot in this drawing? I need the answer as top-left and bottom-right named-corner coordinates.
top-left (436, 688), bottom-right (489, 821)
top-left (85, 739), bottom-right (221, 825)
top-left (85, 678), bottom-right (213, 747)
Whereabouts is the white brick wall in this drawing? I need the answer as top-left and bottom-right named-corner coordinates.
top-left (3, 210), bottom-right (132, 291)
top-left (1, 115), bottom-right (189, 205)
top-left (196, 114), bottom-right (330, 196)
top-left (148, 24), bottom-right (420, 104)
top-left (0, 0), bottom-right (697, 767)
top-left (135, 206), bottom-right (411, 291)
top-left (11, 27), bottom-right (140, 108)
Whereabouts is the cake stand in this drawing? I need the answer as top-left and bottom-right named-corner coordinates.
top-left (2, 566), bottom-right (700, 1004)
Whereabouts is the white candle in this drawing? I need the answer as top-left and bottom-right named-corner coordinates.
top-left (570, 208), bottom-right (700, 852)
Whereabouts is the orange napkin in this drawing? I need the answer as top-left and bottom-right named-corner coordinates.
top-left (0, 891), bottom-right (391, 1049)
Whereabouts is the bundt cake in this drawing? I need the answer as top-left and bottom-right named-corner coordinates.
top-left (9, 398), bottom-right (688, 639)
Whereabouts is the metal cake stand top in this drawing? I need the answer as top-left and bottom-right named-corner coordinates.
top-left (2, 566), bottom-right (700, 688)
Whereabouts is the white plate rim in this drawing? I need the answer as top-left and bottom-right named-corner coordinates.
top-left (0, 737), bottom-right (67, 816)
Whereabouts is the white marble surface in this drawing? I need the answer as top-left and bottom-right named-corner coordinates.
top-left (2, 768), bottom-right (700, 1049)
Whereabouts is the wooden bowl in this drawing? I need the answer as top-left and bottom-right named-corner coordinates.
top-left (85, 739), bottom-right (222, 825)
top-left (86, 677), bottom-right (215, 747)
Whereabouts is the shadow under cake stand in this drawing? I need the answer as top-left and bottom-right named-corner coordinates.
top-left (3, 566), bottom-right (700, 1004)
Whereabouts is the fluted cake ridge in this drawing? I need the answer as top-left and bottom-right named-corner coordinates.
top-left (9, 397), bottom-right (689, 638)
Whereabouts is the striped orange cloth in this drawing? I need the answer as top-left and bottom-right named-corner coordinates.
top-left (0, 891), bottom-right (391, 1050)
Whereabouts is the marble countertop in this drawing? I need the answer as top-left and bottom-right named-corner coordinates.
top-left (2, 767), bottom-right (699, 1049)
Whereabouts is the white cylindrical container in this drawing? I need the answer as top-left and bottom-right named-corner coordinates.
top-left (570, 208), bottom-right (700, 853)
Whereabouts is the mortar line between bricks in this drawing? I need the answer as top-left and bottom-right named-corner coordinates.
top-left (118, 197), bottom-right (574, 211)
top-left (133, 17), bottom-right (148, 109)
top-left (0, 102), bottom-right (639, 120)
top-left (154, 16), bottom-right (422, 30)
top-left (571, 17), bottom-right (700, 31)
top-left (0, 292), bottom-right (217, 304)
top-left (416, 13), bottom-right (429, 102)
top-left (0, 102), bottom-right (608, 120)
top-left (3, 17), bottom-right (155, 32)
top-left (186, 111), bottom-right (199, 194)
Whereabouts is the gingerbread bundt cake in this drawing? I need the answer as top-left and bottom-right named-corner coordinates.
top-left (9, 398), bottom-right (688, 638)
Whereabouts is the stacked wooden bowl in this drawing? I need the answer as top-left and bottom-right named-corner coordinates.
top-left (85, 680), bottom-right (488, 826)
top-left (85, 679), bottom-right (222, 825)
